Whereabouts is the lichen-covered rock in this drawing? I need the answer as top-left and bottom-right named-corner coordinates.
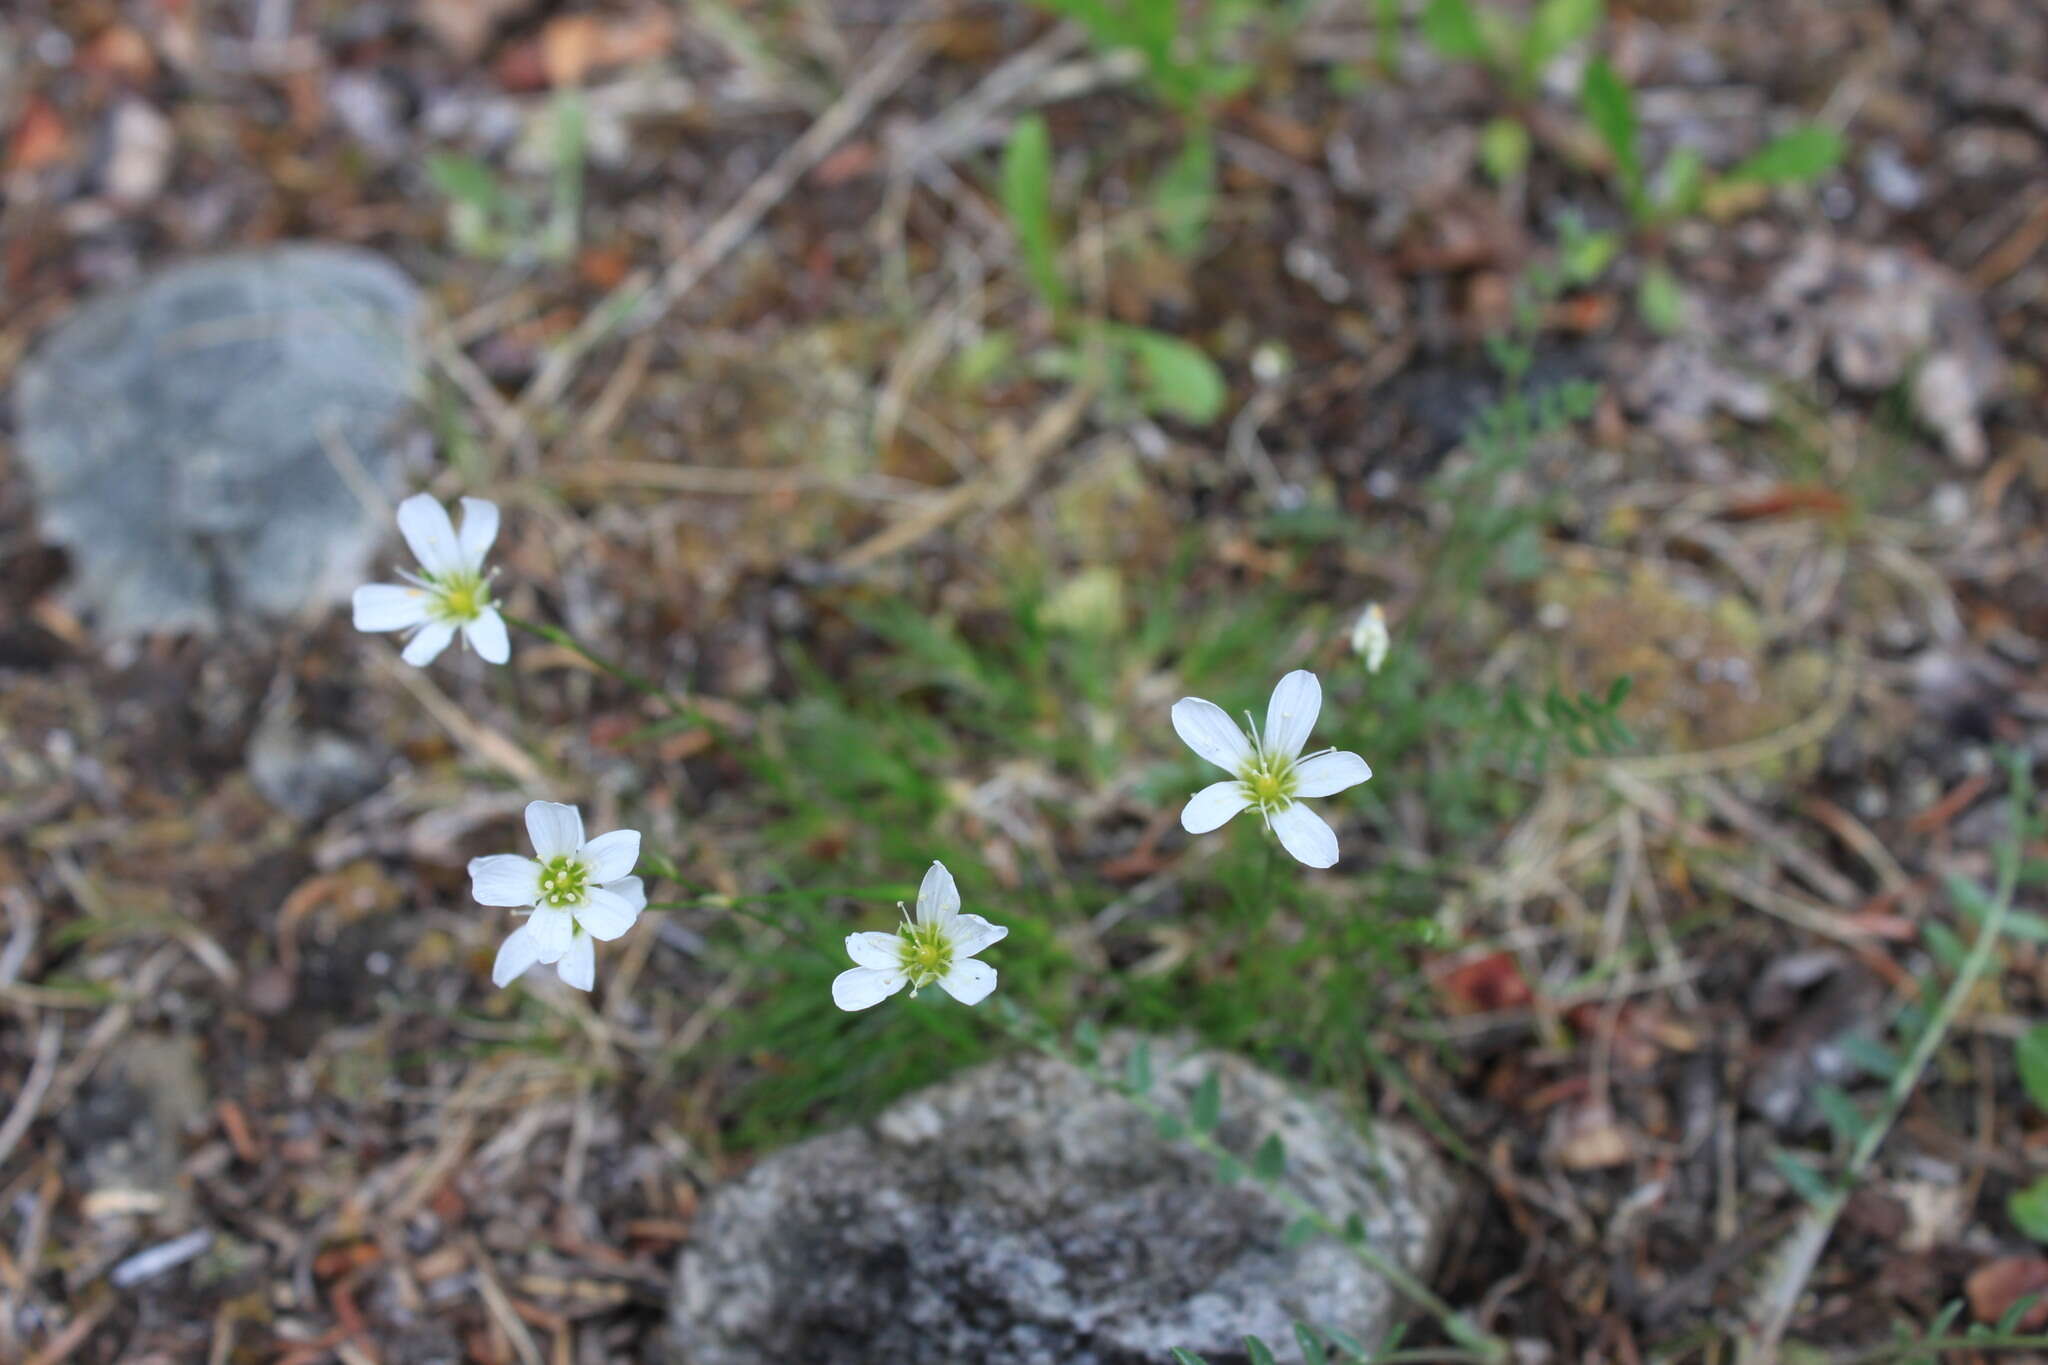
top-left (13, 245), bottom-right (422, 636)
top-left (671, 1035), bottom-right (1462, 1365)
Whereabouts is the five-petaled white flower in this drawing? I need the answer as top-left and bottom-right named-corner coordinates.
top-left (353, 493), bottom-right (510, 667)
top-left (472, 801), bottom-right (645, 991)
top-left (832, 861), bottom-right (1006, 1011)
top-left (1172, 669), bottom-right (1372, 869)
top-left (1350, 603), bottom-right (1390, 674)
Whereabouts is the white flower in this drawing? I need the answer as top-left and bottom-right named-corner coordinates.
top-left (1172, 669), bottom-right (1372, 869)
top-left (353, 493), bottom-right (509, 667)
top-left (472, 801), bottom-right (645, 991)
top-left (1350, 603), bottom-right (1390, 674)
top-left (832, 861), bottom-right (1007, 1011)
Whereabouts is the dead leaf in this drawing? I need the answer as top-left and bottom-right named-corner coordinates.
top-left (1549, 1098), bottom-right (1635, 1170)
top-left (7, 96), bottom-right (72, 176)
top-left (80, 25), bottom-right (158, 82)
top-left (1966, 1256), bottom-right (2048, 1330)
top-left (1436, 950), bottom-right (1534, 1014)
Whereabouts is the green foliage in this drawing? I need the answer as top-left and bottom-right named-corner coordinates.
top-left (2010, 1178), bottom-right (2048, 1243)
top-left (425, 92), bottom-right (587, 263)
top-left (1724, 126), bottom-right (1844, 186)
top-left (1580, 57), bottom-right (1643, 213)
top-left (1002, 115), bottom-right (1067, 315)
top-left (1422, 0), bottom-right (1604, 94)
top-left (1153, 126), bottom-right (1218, 256)
top-left (1102, 323), bottom-right (1229, 423)
top-left (1034, 0), bottom-right (1256, 113)
top-left (992, 118), bottom-right (1228, 422)
top-left (2018, 1024), bottom-right (2048, 1113)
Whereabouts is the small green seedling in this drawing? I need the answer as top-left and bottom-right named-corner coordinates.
top-left (427, 90), bottom-right (588, 264)
top-left (987, 113), bottom-right (1228, 424)
top-left (1422, 0), bottom-right (1603, 98)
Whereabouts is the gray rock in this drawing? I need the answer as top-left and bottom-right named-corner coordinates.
top-left (13, 245), bottom-right (423, 636)
top-left (671, 1035), bottom-right (1463, 1365)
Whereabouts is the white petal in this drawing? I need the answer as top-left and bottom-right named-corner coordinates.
top-left (352, 583), bottom-right (432, 632)
top-left (1171, 697), bottom-right (1253, 771)
top-left (916, 861), bottom-right (960, 929)
top-left (601, 876), bottom-right (646, 914)
top-left (491, 923), bottom-right (547, 988)
top-left (1292, 750), bottom-right (1372, 799)
top-left (937, 958), bottom-right (997, 1006)
top-left (456, 497), bottom-right (500, 571)
top-left (948, 914), bottom-right (1006, 959)
top-left (525, 801), bottom-right (585, 860)
top-left (832, 966), bottom-right (907, 1012)
top-left (554, 933), bottom-right (595, 991)
top-left (399, 620), bottom-right (457, 666)
top-left (577, 885), bottom-right (640, 941)
top-left (525, 906), bottom-right (576, 959)
top-left (395, 493), bottom-right (464, 577)
top-left (846, 931), bottom-right (904, 969)
top-left (464, 608), bottom-right (510, 665)
top-left (580, 829), bottom-right (641, 883)
top-left (1264, 670), bottom-right (1323, 760)
top-left (1182, 780), bottom-right (1251, 834)
top-left (468, 854), bottom-right (543, 907)
top-left (1270, 802), bottom-right (1339, 868)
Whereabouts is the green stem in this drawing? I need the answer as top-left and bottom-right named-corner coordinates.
top-left (992, 1003), bottom-right (1505, 1363)
top-left (1742, 765), bottom-right (2030, 1360)
top-left (500, 610), bottom-right (705, 724)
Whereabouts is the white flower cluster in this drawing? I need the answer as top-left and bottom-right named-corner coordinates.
top-left (353, 497), bottom-right (1374, 1001)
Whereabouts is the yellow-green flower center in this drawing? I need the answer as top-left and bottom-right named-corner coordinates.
top-left (897, 919), bottom-right (953, 992)
top-left (1238, 752), bottom-right (1297, 815)
top-left (538, 854), bottom-right (589, 909)
top-left (432, 571), bottom-right (490, 623)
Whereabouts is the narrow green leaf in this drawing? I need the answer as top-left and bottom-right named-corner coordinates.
top-left (1253, 1132), bottom-right (1287, 1182)
top-left (1156, 1112), bottom-right (1186, 1140)
top-left (1841, 1033), bottom-right (1901, 1081)
top-left (1112, 325), bottom-right (1228, 423)
top-left (1125, 1040), bottom-right (1153, 1094)
top-left (1525, 0), bottom-right (1602, 70)
top-left (1242, 1335), bottom-right (1280, 1365)
top-left (1001, 114), bottom-right (1067, 313)
top-left (1292, 1321), bottom-right (1328, 1364)
top-left (1342, 1212), bottom-right (1366, 1243)
top-left (1813, 1085), bottom-right (1866, 1147)
top-left (1480, 116), bottom-right (1532, 185)
top-left (1421, 0), bottom-right (1489, 59)
top-left (1283, 1215), bottom-right (1318, 1247)
top-left (2010, 1177), bottom-right (2048, 1243)
top-left (425, 153), bottom-right (504, 211)
top-left (1153, 127), bottom-right (1216, 257)
top-left (1656, 146), bottom-right (1707, 219)
top-left (1923, 920), bottom-right (1969, 974)
top-left (1170, 1351), bottom-right (1210, 1365)
top-left (1637, 263), bottom-right (1684, 335)
top-left (1214, 1153), bottom-right (1243, 1183)
top-left (1723, 125), bottom-right (1843, 187)
top-left (1769, 1148), bottom-right (1836, 1206)
top-left (1999, 1287), bottom-right (2048, 1332)
top-left (1580, 57), bottom-right (1642, 207)
top-left (1191, 1070), bottom-right (1222, 1132)
top-left (2017, 1025), bottom-right (2048, 1112)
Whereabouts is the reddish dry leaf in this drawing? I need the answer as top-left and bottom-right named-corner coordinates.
top-left (1966, 1256), bottom-right (2048, 1330)
top-left (80, 25), bottom-right (159, 82)
top-left (541, 14), bottom-right (601, 87)
top-left (7, 96), bottom-right (72, 175)
top-left (1436, 950), bottom-right (1534, 1014)
top-left (813, 140), bottom-right (880, 187)
top-left (1720, 484), bottom-right (1851, 523)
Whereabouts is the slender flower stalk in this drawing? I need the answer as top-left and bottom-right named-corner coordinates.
top-left (1172, 670), bottom-right (1372, 868)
